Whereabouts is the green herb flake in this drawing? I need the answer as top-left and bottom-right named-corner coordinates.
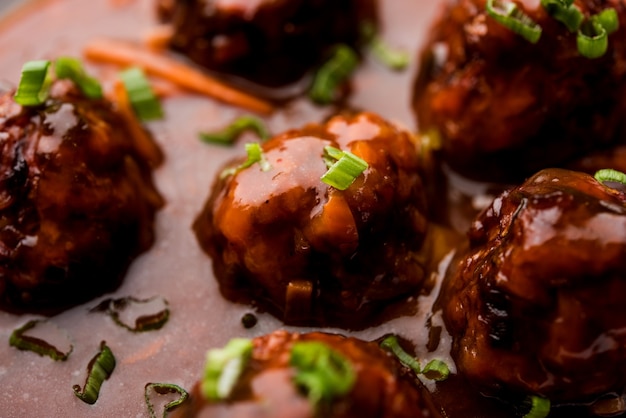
top-left (9, 319), bottom-right (73, 361)
top-left (145, 382), bottom-right (189, 418)
top-left (201, 338), bottom-right (253, 401)
top-left (290, 341), bottom-right (356, 407)
top-left (73, 341), bottom-right (116, 405)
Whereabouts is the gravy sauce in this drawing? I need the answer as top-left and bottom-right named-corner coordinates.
top-left (0, 1), bottom-right (540, 417)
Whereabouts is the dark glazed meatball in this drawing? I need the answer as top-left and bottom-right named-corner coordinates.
top-left (171, 330), bottom-right (430, 418)
top-left (193, 112), bottom-right (431, 327)
top-left (442, 168), bottom-right (626, 405)
top-left (413, 0), bottom-right (626, 181)
top-left (0, 81), bottom-right (163, 314)
top-left (159, 0), bottom-right (377, 87)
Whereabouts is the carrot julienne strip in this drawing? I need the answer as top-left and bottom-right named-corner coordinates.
top-left (112, 80), bottom-right (164, 166)
top-left (83, 38), bottom-right (274, 115)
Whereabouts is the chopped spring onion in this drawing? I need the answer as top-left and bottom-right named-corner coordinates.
top-left (290, 341), bottom-right (356, 406)
top-left (595, 8), bottom-right (619, 35)
top-left (309, 44), bottom-right (359, 105)
top-left (13, 60), bottom-right (51, 106)
top-left (577, 18), bottom-right (608, 59)
top-left (380, 335), bottom-right (451, 382)
top-left (73, 341), bottom-right (116, 405)
top-left (119, 67), bottom-right (163, 121)
top-left (322, 146), bottom-right (345, 168)
top-left (380, 335), bottom-right (421, 373)
top-left (576, 8), bottom-right (618, 59)
top-left (321, 146), bottom-right (368, 190)
top-left (540, 0), bottom-right (583, 32)
top-left (486, 0), bottom-right (542, 44)
top-left (55, 56), bottom-right (103, 99)
top-left (14, 58), bottom-right (103, 106)
top-left (145, 383), bottom-right (189, 418)
top-left (522, 396), bottom-right (551, 418)
top-left (421, 359), bottom-right (450, 381)
top-left (361, 22), bottom-right (410, 71)
top-left (201, 338), bottom-right (253, 401)
top-left (91, 296), bottom-right (170, 332)
top-left (220, 142), bottom-right (271, 179)
top-left (9, 319), bottom-right (73, 361)
top-left (594, 168), bottom-right (626, 185)
top-left (370, 37), bottom-right (410, 70)
top-left (199, 115), bottom-right (270, 145)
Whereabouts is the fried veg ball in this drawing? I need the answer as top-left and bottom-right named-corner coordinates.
top-left (413, 0), bottom-right (626, 181)
top-left (170, 330), bottom-right (430, 418)
top-left (158, 0), bottom-right (377, 87)
top-left (193, 112), bottom-right (431, 327)
top-left (0, 81), bottom-right (163, 314)
top-left (442, 168), bottom-right (626, 404)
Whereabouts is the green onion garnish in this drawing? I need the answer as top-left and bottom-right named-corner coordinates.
top-left (380, 335), bottom-right (421, 373)
top-left (322, 145), bottom-right (345, 168)
top-left (486, 0), bottom-right (542, 44)
top-left (55, 56), bottom-right (103, 99)
top-left (380, 335), bottom-right (450, 382)
top-left (321, 146), bottom-right (368, 190)
top-left (201, 338), bottom-right (253, 401)
top-left (145, 383), bottom-right (189, 418)
top-left (594, 168), bottom-right (626, 185)
top-left (421, 359), bottom-right (450, 381)
top-left (199, 115), bottom-right (270, 145)
top-left (13, 60), bottom-right (51, 106)
top-left (577, 18), bottom-right (609, 58)
top-left (14, 58), bottom-right (104, 106)
top-left (73, 341), bottom-right (116, 405)
top-left (595, 8), bottom-right (619, 35)
top-left (119, 67), bottom-right (163, 121)
top-left (220, 142), bottom-right (271, 179)
top-left (91, 296), bottom-right (170, 332)
top-left (9, 319), bottom-right (73, 361)
top-left (309, 44), bottom-right (359, 105)
top-left (522, 396), bottom-right (551, 418)
top-left (361, 21), bottom-right (410, 71)
top-left (290, 341), bottom-right (356, 407)
top-left (370, 37), bottom-right (411, 71)
top-left (540, 0), bottom-right (583, 32)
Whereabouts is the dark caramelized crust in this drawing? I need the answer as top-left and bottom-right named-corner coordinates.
top-left (171, 330), bottom-right (430, 418)
top-left (442, 168), bottom-right (626, 404)
top-left (193, 112), bottom-right (430, 327)
top-left (160, 0), bottom-right (377, 87)
top-left (0, 81), bottom-right (163, 314)
top-left (413, 0), bottom-right (626, 181)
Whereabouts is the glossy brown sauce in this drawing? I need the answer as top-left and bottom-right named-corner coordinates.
top-left (193, 112), bottom-right (434, 329)
top-left (0, 1), bottom-right (616, 417)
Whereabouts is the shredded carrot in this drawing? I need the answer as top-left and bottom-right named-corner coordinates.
top-left (112, 80), bottom-right (164, 167)
top-left (143, 25), bottom-right (174, 52)
top-left (84, 38), bottom-right (274, 115)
